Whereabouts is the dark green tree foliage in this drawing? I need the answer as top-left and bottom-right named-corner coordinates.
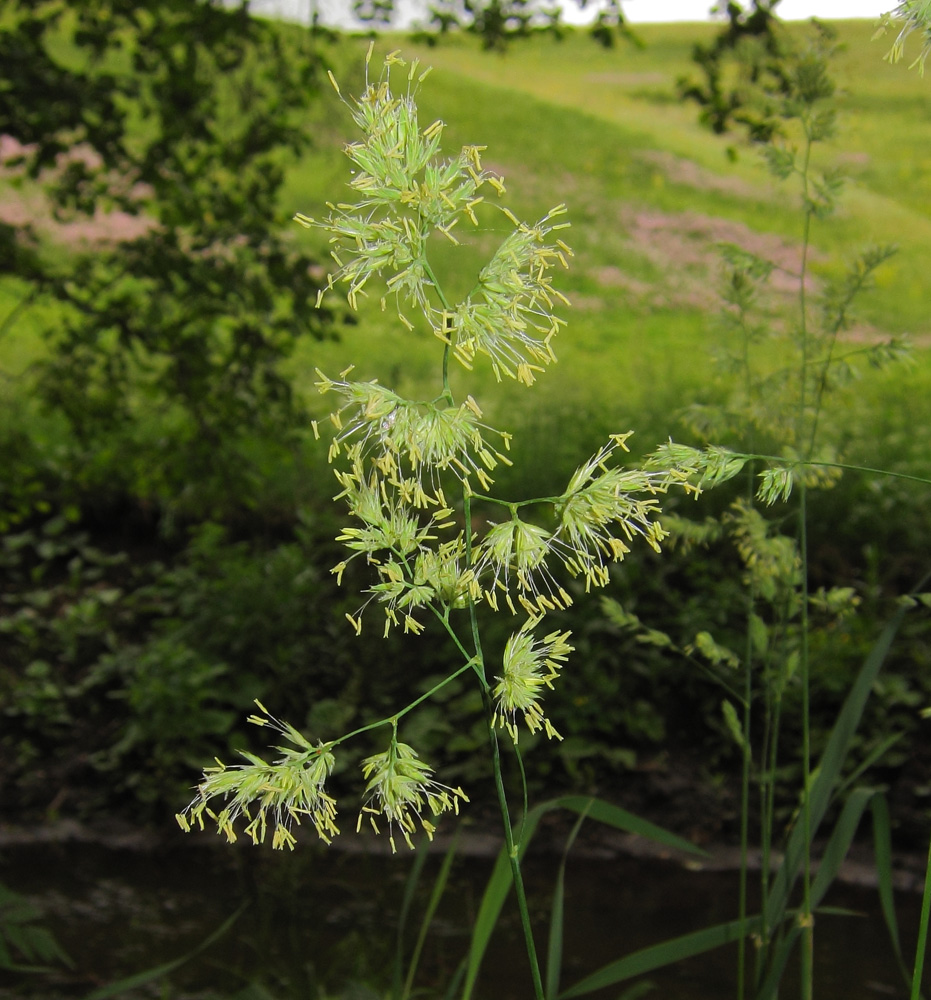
top-left (678, 0), bottom-right (792, 140)
top-left (395, 0), bottom-right (631, 51)
top-left (0, 0), bottom-right (331, 513)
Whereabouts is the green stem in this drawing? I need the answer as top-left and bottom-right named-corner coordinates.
top-left (911, 828), bottom-right (931, 1000)
top-left (325, 660), bottom-right (476, 748)
top-left (797, 127), bottom-right (816, 1000)
top-left (422, 257), bottom-right (455, 405)
top-left (463, 483), bottom-right (546, 1000)
top-left (736, 292), bottom-right (756, 1000)
top-left (732, 453), bottom-right (931, 490)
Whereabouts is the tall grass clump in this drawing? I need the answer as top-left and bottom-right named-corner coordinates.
top-left (172, 25), bottom-right (931, 1000)
top-left (601, 20), bottom-right (931, 1000)
top-left (173, 44), bottom-right (749, 998)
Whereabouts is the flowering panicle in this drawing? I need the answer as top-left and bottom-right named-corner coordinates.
top-left (476, 516), bottom-right (574, 617)
top-left (553, 435), bottom-right (678, 589)
top-left (449, 205), bottom-right (573, 386)
top-left (492, 619), bottom-right (573, 742)
top-left (333, 461), bottom-right (437, 560)
top-left (357, 739), bottom-right (468, 852)
top-left (176, 701), bottom-right (338, 851)
top-left (315, 369), bottom-right (512, 489)
top-left (874, 1), bottom-right (931, 74)
top-left (294, 47), bottom-right (503, 321)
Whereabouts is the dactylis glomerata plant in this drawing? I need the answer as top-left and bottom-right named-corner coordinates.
top-left (175, 49), bottom-right (741, 984)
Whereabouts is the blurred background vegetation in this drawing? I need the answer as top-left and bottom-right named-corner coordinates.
top-left (1, 0), bottom-right (928, 849)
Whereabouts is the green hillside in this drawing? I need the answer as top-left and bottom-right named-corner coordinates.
top-left (284, 23), bottom-right (930, 471)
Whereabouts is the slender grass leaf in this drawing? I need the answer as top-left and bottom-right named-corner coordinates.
top-left (764, 606), bottom-right (908, 932)
top-left (836, 732), bottom-right (904, 800)
top-left (553, 797), bottom-right (707, 857)
top-left (461, 807), bottom-right (546, 1000)
top-left (871, 793), bottom-right (913, 991)
top-left (765, 787), bottom-right (880, 995)
top-left (402, 832), bottom-right (460, 1000)
top-left (757, 924), bottom-right (802, 1000)
top-left (547, 806), bottom-right (591, 1000)
top-left (912, 835), bottom-right (931, 1000)
top-left (558, 915), bottom-right (764, 998)
top-left (395, 844), bottom-right (429, 999)
top-left (462, 796), bottom-right (704, 1000)
top-left (82, 904), bottom-right (245, 1000)
top-left (809, 787), bottom-right (876, 907)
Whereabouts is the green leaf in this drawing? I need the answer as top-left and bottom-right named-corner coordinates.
top-left (82, 905), bottom-right (245, 1000)
top-left (547, 807), bottom-right (591, 1000)
top-left (763, 605), bottom-right (908, 934)
top-left (559, 915), bottom-right (763, 998)
top-left (461, 796), bottom-right (705, 1000)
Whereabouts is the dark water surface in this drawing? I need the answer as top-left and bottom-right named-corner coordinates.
top-left (0, 830), bottom-right (924, 999)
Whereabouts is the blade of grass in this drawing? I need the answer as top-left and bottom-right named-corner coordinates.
top-left (911, 832), bottom-right (931, 1000)
top-left (394, 841), bottom-right (430, 1000)
top-left (558, 915), bottom-right (764, 998)
top-left (552, 796), bottom-right (708, 857)
top-left (764, 604), bottom-right (909, 933)
top-left (461, 795), bottom-right (705, 1000)
top-left (402, 831), bottom-right (461, 1000)
top-left (764, 785), bottom-right (889, 1000)
top-left (871, 792), bottom-right (914, 991)
top-left (82, 904), bottom-right (245, 1000)
top-left (808, 787), bottom-right (876, 906)
top-left (546, 804), bottom-right (592, 1000)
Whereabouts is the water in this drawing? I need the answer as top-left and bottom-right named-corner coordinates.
top-left (0, 827), bottom-right (924, 999)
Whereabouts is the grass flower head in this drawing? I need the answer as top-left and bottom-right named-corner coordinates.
top-left (449, 205), bottom-right (572, 386)
top-left (357, 738), bottom-right (468, 852)
top-left (316, 369), bottom-right (512, 489)
top-left (176, 702), bottom-right (338, 851)
top-left (294, 47), bottom-right (504, 323)
top-left (492, 619), bottom-right (573, 742)
top-left (477, 516), bottom-right (573, 616)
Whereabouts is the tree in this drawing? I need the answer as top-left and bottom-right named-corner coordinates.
top-left (678, 0), bottom-right (791, 140)
top-left (0, 1), bottom-right (332, 517)
top-left (356, 0), bottom-right (633, 50)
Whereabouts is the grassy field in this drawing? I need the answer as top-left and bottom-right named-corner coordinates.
top-left (272, 22), bottom-right (931, 481)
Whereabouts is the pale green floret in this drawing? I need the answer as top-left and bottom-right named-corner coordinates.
top-left (492, 621), bottom-right (574, 742)
top-left (875, 1), bottom-right (931, 74)
top-left (413, 541), bottom-right (480, 609)
top-left (477, 517), bottom-right (572, 616)
top-left (316, 372), bottom-right (511, 487)
top-left (295, 53), bottom-right (502, 324)
top-left (358, 740), bottom-right (469, 852)
top-left (555, 439), bottom-right (676, 588)
top-left (450, 206), bottom-right (572, 386)
top-left (334, 465), bottom-right (434, 558)
top-left (176, 703), bottom-right (338, 851)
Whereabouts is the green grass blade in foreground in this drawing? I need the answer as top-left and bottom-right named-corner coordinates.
top-left (809, 787), bottom-right (878, 906)
top-left (546, 806), bottom-right (591, 1000)
top-left (912, 832), bottom-right (931, 1000)
top-left (558, 914), bottom-right (765, 998)
top-left (461, 795), bottom-right (705, 1000)
top-left (871, 792), bottom-right (915, 993)
top-left (552, 797), bottom-right (708, 856)
top-left (763, 603), bottom-right (909, 933)
top-left (394, 842), bottom-right (429, 1000)
top-left (401, 831), bottom-right (460, 1000)
top-left (82, 904), bottom-right (245, 1000)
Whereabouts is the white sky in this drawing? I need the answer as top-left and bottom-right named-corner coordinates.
top-left (622, 1), bottom-right (891, 22)
top-left (256, 0), bottom-right (897, 27)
